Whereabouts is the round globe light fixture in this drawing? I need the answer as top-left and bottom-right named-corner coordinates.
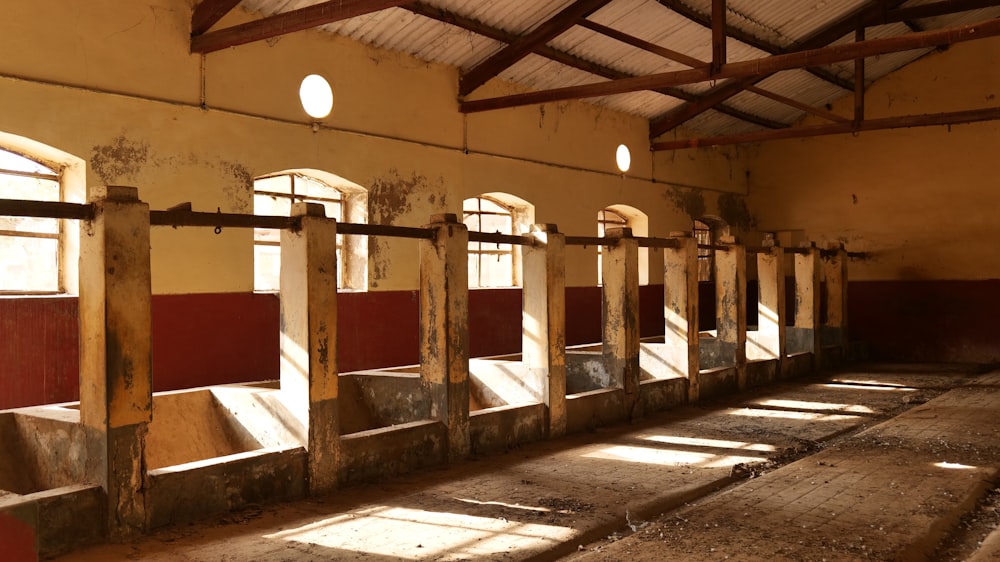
top-left (299, 74), bottom-right (333, 119)
top-left (615, 144), bottom-right (631, 173)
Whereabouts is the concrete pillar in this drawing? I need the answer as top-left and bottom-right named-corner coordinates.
top-left (794, 245), bottom-right (822, 369)
top-left (419, 213), bottom-right (470, 461)
top-left (664, 232), bottom-right (700, 401)
top-left (756, 244), bottom-right (786, 363)
top-left (715, 238), bottom-right (747, 389)
top-left (78, 185), bottom-right (151, 539)
top-left (280, 202), bottom-right (339, 494)
top-left (522, 224), bottom-right (566, 438)
top-left (601, 227), bottom-right (640, 418)
top-left (822, 244), bottom-right (849, 347)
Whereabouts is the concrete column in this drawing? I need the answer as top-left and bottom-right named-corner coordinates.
top-left (756, 244), bottom-right (786, 363)
top-left (602, 227), bottom-right (640, 417)
top-left (419, 213), bottom-right (470, 461)
top-left (822, 244), bottom-right (849, 347)
top-left (715, 238), bottom-right (747, 389)
top-left (280, 202), bottom-right (339, 494)
top-left (794, 245), bottom-right (822, 369)
top-left (522, 224), bottom-right (566, 438)
top-left (78, 185), bottom-right (151, 539)
top-left (664, 232), bottom-right (700, 401)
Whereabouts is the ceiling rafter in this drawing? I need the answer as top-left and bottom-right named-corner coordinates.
top-left (579, 19), bottom-right (839, 127)
top-left (648, 2), bottom-right (1000, 141)
top-left (654, 0), bottom-right (854, 91)
top-left (576, 19), bottom-right (705, 68)
top-left (647, 0), bottom-right (910, 139)
top-left (191, 0), bottom-right (415, 53)
top-left (458, 18), bottom-right (1000, 113)
top-left (458, 0), bottom-right (613, 96)
top-left (744, 86), bottom-right (849, 123)
top-left (405, 3), bottom-right (784, 129)
top-left (191, 0), bottom-right (244, 36)
top-left (651, 106), bottom-right (1000, 150)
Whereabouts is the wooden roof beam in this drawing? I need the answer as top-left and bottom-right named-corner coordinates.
top-left (744, 86), bottom-right (849, 123)
top-left (651, 105), bottom-right (1000, 150)
top-left (405, 4), bottom-right (784, 129)
top-left (191, 0), bottom-right (244, 35)
top-left (648, 0), bottom-right (909, 138)
top-left (459, 18), bottom-right (1000, 113)
top-left (655, 0), bottom-right (854, 91)
top-left (191, 0), bottom-right (415, 53)
top-left (458, 0), bottom-right (613, 96)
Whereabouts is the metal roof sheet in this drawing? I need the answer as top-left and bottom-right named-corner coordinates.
top-left (237, 0), bottom-right (999, 137)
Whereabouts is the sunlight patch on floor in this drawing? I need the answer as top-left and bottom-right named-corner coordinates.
top-left (753, 399), bottom-right (876, 414)
top-left (643, 435), bottom-right (777, 453)
top-left (263, 504), bottom-right (575, 560)
top-left (583, 444), bottom-right (762, 468)
top-left (821, 380), bottom-right (917, 391)
top-left (727, 408), bottom-right (859, 422)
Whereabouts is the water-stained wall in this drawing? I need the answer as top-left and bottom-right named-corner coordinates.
top-left (0, 0), bottom-right (750, 294)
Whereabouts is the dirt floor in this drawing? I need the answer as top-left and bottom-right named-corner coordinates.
top-left (58, 364), bottom-right (1000, 561)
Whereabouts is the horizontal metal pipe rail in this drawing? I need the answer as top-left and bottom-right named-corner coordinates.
top-left (467, 231), bottom-right (535, 246)
top-left (0, 199), bottom-right (94, 221)
top-left (0, 198), bottom-right (868, 257)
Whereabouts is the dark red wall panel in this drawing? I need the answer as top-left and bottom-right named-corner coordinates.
top-left (0, 297), bottom-right (79, 408)
top-left (151, 293), bottom-right (279, 391)
top-left (849, 280), bottom-right (1000, 364)
top-left (338, 290), bottom-right (419, 372)
top-left (468, 288), bottom-right (522, 358)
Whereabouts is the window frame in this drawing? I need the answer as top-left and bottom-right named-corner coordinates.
top-left (596, 208), bottom-right (628, 286)
top-left (253, 171), bottom-right (367, 292)
top-left (694, 219), bottom-right (715, 283)
top-left (0, 146), bottom-right (80, 295)
top-left (463, 195), bottom-right (516, 289)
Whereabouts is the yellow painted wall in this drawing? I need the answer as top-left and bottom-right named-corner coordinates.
top-left (748, 37), bottom-right (1000, 281)
top-left (0, 0), bottom-right (752, 293)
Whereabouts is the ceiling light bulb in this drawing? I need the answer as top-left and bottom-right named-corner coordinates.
top-left (615, 144), bottom-right (631, 173)
top-left (299, 74), bottom-right (333, 119)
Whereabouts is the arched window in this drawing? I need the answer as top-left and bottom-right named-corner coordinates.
top-left (694, 218), bottom-right (729, 283)
top-left (253, 170), bottom-right (367, 291)
top-left (597, 204), bottom-right (649, 286)
top-left (694, 219), bottom-right (714, 282)
top-left (0, 138), bottom-right (84, 294)
top-left (463, 193), bottom-right (534, 288)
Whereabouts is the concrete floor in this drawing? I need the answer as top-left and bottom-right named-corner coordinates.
top-left (58, 364), bottom-right (1000, 561)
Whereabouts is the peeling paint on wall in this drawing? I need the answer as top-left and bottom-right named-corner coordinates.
top-left (367, 170), bottom-right (447, 286)
top-left (218, 160), bottom-right (253, 213)
top-left (717, 192), bottom-right (756, 231)
top-left (664, 186), bottom-right (706, 219)
top-left (90, 134), bottom-right (150, 185)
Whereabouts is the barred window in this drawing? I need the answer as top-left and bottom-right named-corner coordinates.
top-left (694, 219), bottom-right (713, 282)
top-left (463, 196), bottom-right (514, 288)
top-left (0, 149), bottom-right (61, 293)
top-left (253, 173), bottom-right (345, 291)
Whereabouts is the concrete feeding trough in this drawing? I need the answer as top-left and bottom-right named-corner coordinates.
top-left (468, 356), bottom-right (545, 454)
top-left (0, 408), bottom-right (105, 558)
top-left (337, 367), bottom-right (444, 484)
top-left (144, 386), bottom-right (306, 529)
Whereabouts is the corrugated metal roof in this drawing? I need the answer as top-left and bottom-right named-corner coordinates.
top-left (237, 0), bottom-right (1000, 138)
